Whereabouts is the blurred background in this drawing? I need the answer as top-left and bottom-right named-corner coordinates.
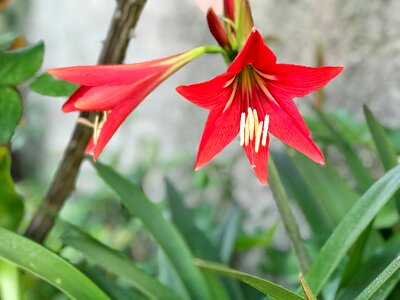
top-left (1, 0), bottom-right (400, 293)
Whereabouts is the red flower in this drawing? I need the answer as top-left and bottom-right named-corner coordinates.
top-left (48, 49), bottom-right (209, 160)
top-left (177, 28), bottom-right (343, 184)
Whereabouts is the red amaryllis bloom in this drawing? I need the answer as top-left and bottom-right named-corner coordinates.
top-left (177, 28), bottom-right (343, 184)
top-left (48, 48), bottom-right (210, 160)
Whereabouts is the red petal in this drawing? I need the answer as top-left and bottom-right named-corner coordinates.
top-left (243, 135), bottom-right (270, 184)
top-left (91, 78), bottom-right (163, 159)
top-left (227, 28), bottom-right (276, 74)
top-left (86, 137), bottom-right (95, 155)
top-left (261, 94), bottom-right (324, 164)
top-left (176, 72), bottom-right (235, 110)
top-left (263, 87), bottom-right (310, 132)
top-left (48, 56), bottom-right (174, 86)
top-left (62, 86), bottom-right (91, 112)
top-left (63, 74), bottom-right (160, 112)
top-left (266, 64), bottom-right (344, 98)
top-left (195, 98), bottom-right (241, 169)
top-left (92, 101), bottom-right (136, 160)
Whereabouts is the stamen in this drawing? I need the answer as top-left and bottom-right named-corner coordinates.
top-left (248, 107), bottom-right (254, 140)
top-left (224, 75), bottom-right (236, 88)
top-left (223, 79), bottom-right (238, 112)
top-left (245, 113), bottom-right (250, 146)
top-left (253, 109), bottom-right (259, 137)
top-left (93, 115), bottom-right (100, 145)
top-left (77, 112), bottom-right (110, 146)
top-left (242, 68), bottom-right (252, 94)
top-left (103, 111), bottom-right (109, 122)
top-left (76, 117), bottom-right (94, 128)
top-left (96, 120), bottom-right (104, 144)
top-left (254, 68), bottom-right (277, 81)
top-left (253, 72), bottom-right (279, 105)
top-left (262, 114), bottom-right (270, 146)
top-left (255, 121), bottom-right (263, 153)
top-left (239, 112), bottom-right (245, 146)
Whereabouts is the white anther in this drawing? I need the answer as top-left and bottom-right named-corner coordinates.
top-left (253, 109), bottom-right (259, 135)
top-left (76, 117), bottom-right (95, 128)
top-left (248, 107), bottom-right (254, 141)
top-left (93, 115), bottom-right (99, 145)
top-left (239, 112), bottom-right (245, 146)
top-left (245, 113), bottom-right (250, 146)
top-left (255, 121), bottom-right (263, 153)
top-left (262, 114), bottom-right (270, 146)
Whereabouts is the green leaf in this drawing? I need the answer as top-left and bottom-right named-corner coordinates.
top-left (30, 73), bottom-right (78, 97)
top-left (0, 227), bottom-right (110, 300)
top-left (355, 256), bottom-right (400, 300)
top-left (272, 151), bottom-right (334, 241)
top-left (0, 87), bottom-right (22, 145)
top-left (165, 179), bottom-right (220, 260)
top-left (235, 221), bottom-right (279, 251)
top-left (93, 161), bottom-right (211, 300)
top-left (337, 235), bottom-right (400, 299)
top-left (386, 127), bottom-right (400, 154)
top-left (317, 111), bottom-right (374, 192)
top-left (306, 111), bottom-right (369, 146)
top-left (195, 259), bottom-right (304, 300)
top-left (0, 147), bottom-right (23, 230)
top-left (364, 105), bottom-right (398, 171)
top-left (0, 41), bottom-right (44, 85)
top-left (165, 179), bottom-right (232, 300)
top-left (304, 165), bottom-right (400, 295)
top-left (339, 223), bottom-right (376, 288)
top-left (364, 104), bottom-right (400, 216)
top-left (0, 261), bottom-right (20, 300)
top-left (61, 222), bottom-right (180, 300)
top-left (215, 203), bottom-right (242, 264)
top-left (290, 153), bottom-right (358, 225)
top-left (81, 265), bottom-right (147, 300)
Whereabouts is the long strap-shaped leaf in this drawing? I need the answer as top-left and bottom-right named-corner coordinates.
top-left (355, 255), bottom-right (400, 300)
top-left (364, 104), bottom-right (400, 212)
top-left (305, 165), bottom-right (400, 295)
top-left (0, 227), bottom-right (110, 300)
top-left (61, 222), bottom-right (181, 300)
top-left (93, 161), bottom-right (210, 300)
top-left (195, 259), bottom-right (304, 300)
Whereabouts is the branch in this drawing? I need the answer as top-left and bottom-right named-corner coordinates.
top-left (24, 0), bottom-right (147, 243)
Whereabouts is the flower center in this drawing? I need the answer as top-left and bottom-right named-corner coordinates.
top-left (224, 65), bottom-right (275, 152)
top-left (77, 111), bottom-right (110, 145)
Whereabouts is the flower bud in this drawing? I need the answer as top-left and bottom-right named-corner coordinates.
top-left (223, 0), bottom-right (234, 21)
top-left (206, 7), bottom-right (230, 49)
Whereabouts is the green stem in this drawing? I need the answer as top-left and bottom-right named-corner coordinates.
top-left (202, 45), bottom-right (227, 54)
top-left (170, 45), bottom-right (229, 76)
top-left (203, 45), bottom-right (231, 63)
top-left (268, 158), bottom-right (310, 273)
top-left (0, 261), bottom-right (20, 300)
top-left (191, 45), bottom-right (229, 62)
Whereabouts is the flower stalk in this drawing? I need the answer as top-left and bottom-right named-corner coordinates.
top-left (268, 158), bottom-right (310, 273)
